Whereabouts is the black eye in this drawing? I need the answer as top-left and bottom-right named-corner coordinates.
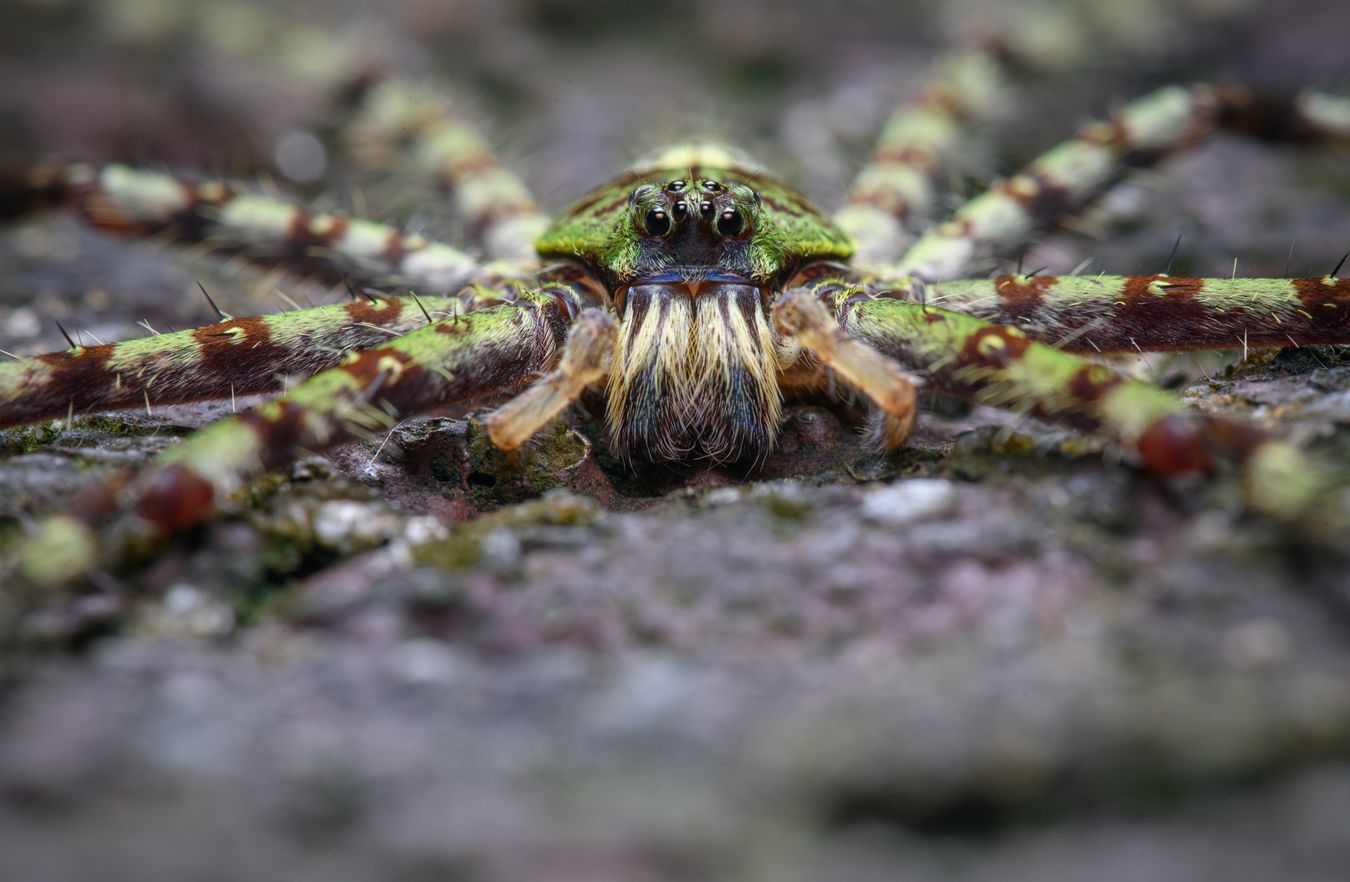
top-left (702, 180), bottom-right (722, 192)
top-left (699, 199), bottom-right (715, 221)
top-left (717, 207), bottom-right (744, 236)
top-left (672, 200), bottom-right (689, 220)
top-left (666, 180), bottom-right (686, 192)
top-left (644, 207), bottom-right (671, 236)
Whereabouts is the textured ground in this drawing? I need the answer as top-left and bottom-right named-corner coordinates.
top-left (2, 1), bottom-right (1350, 880)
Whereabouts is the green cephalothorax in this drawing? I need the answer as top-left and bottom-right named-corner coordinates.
top-left (5, 62), bottom-right (1350, 585)
top-left (535, 144), bottom-right (854, 290)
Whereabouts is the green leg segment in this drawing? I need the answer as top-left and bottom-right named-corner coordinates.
top-left (2, 164), bottom-right (486, 293)
top-left (836, 291), bottom-right (1328, 518)
top-left (878, 85), bottom-right (1350, 282)
top-left (0, 295), bottom-right (462, 429)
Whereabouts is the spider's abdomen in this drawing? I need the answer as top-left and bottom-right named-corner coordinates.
top-left (605, 281), bottom-right (782, 463)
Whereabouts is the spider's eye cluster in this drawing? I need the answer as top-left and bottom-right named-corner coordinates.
top-left (631, 178), bottom-right (758, 239)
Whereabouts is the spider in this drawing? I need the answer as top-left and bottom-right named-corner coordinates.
top-left (2, 14), bottom-right (1350, 586)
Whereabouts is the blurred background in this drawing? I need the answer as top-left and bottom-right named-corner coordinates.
top-left (6, 0), bottom-right (1349, 193)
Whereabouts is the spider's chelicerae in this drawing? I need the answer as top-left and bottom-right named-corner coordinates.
top-left (3, 8), bottom-right (1350, 585)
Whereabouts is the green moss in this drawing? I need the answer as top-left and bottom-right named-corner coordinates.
top-left (756, 486), bottom-right (814, 521)
top-left (429, 458), bottom-right (456, 484)
top-left (0, 421), bottom-right (63, 455)
top-left (414, 489), bottom-right (601, 571)
top-left (413, 531), bottom-right (485, 570)
top-left (942, 428), bottom-right (1056, 481)
top-left (845, 442), bottom-right (949, 483)
top-left (464, 417), bottom-right (589, 507)
top-left (0, 414), bottom-right (195, 455)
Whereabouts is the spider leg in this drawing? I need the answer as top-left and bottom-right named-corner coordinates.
top-left (337, 78), bottom-right (550, 263)
top-left (772, 289), bottom-right (918, 449)
top-left (875, 85), bottom-right (1350, 282)
top-left (15, 287), bottom-right (576, 586)
top-left (829, 288), bottom-right (1328, 519)
top-left (486, 309), bottom-right (617, 451)
top-left (0, 294), bottom-right (462, 429)
top-left (0, 0), bottom-right (544, 263)
top-left (834, 48), bottom-right (1008, 263)
top-left (912, 272), bottom-right (1350, 353)
top-left (832, 1), bottom-right (1257, 263)
top-left (1, 163), bottom-right (497, 293)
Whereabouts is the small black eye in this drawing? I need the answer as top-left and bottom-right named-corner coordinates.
top-left (672, 200), bottom-right (689, 220)
top-left (699, 199), bottom-right (715, 220)
top-left (644, 207), bottom-right (671, 236)
top-left (702, 180), bottom-right (722, 192)
top-left (666, 180), bottom-right (686, 192)
top-left (717, 208), bottom-right (744, 236)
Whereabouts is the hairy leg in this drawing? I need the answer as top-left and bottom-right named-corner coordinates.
top-left (834, 48), bottom-right (1008, 263)
top-left (487, 309), bottom-right (617, 451)
top-left (339, 79), bottom-right (550, 263)
top-left (913, 272), bottom-right (1350, 353)
top-left (0, 163), bottom-right (492, 293)
top-left (0, 294), bottom-right (464, 429)
top-left (875, 85), bottom-right (1350, 282)
top-left (14, 288), bottom-right (576, 585)
top-left (833, 0), bottom-right (1261, 263)
top-left (773, 290), bottom-right (918, 449)
top-left (831, 289), bottom-right (1329, 518)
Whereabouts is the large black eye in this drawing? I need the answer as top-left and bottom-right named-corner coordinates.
top-left (716, 207), bottom-right (744, 236)
top-left (644, 206), bottom-right (671, 236)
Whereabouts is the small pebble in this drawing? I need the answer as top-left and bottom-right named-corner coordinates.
top-left (860, 479), bottom-right (955, 525)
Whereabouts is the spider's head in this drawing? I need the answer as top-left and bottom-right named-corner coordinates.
top-left (615, 176), bottom-right (764, 287)
top-left (535, 144), bottom-right (854, 292)
top-left (535, 145), bottom-right (855, 464)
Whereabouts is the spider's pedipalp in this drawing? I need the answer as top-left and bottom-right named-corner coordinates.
top-left (487, 308), bottom-right (617, 451)
top-left (0, 294), bottom-right (464, 429)
top-left (773, 287), bottom-right (917, 450)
